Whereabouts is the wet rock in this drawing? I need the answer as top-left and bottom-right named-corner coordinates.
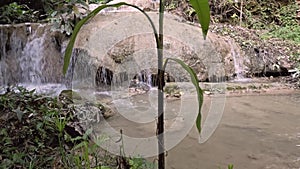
top-left (129, 80), bottom-right (151, 93)
top-left (72, 12), bottom-right (221, 83)
top-left (69, 102), bottom-right (114, 134)
top-left (247, 153), bottom-right (259, 160)
top-left (58, 89), bottom-right (82, 104)
top-left (164, 83), bottom-right (182, 98)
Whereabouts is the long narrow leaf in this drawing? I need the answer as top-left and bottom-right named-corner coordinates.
top-left (63, 3), bottom-right (159, 74)
top-left (163, 58), bottom-right (204, 133)
top-left (189, 0), bottom-right (210, 39)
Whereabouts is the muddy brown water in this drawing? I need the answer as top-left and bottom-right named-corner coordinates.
top-left (167, 91), bottom-right (300, 169)
top-left (94, 90), bottom-right (300, 169)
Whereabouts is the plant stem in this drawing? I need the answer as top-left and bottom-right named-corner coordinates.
top-left (157, 0), bottom-right (165, 169)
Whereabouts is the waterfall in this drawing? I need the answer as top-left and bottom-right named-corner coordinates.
top-left (138, 69), bottom-right (153, 87)
top-left (228, 40), bottom-right (244, 80)
top-left (0, 23), bottom-right (67, 95)
top-left (19, 26), bottom-right (46, 84)
top-left (0, 23), bottom-right (66, 85)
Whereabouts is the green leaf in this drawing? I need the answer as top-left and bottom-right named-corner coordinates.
top-left (189, 0), bottom-right (210, 39)
top-left (163, 58), bottom-right (204, 133)
top-left (63, 3), bottom-right (158, 75)
top-left (228, 164), bottom-right (234, 169)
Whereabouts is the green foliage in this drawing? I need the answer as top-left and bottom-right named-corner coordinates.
top-left (208, 0), bottom-right (296, 29)
top-left (208, 0), bottom-right (300, 44)
top-left (262, 3), bottom-right (300, 44)
top-left (0, 87), bottom-right (62, 168)
top-left (0, 2), bottom-right (39, 24)
top-left (0, 0), bottom-right (108, 35)
top-left (0, 86), bottom-right (119, 168)
top-left (50, 0), bottom-right (112, 35)
top-left (0, 86), bottom-right (157, 168)
top-left (264, 25), bottom-right (300, 44)
top-left (228, 164), bottom-right (234, 169)
top-left (129, 157), bottom-right (156, 169)
top-left (45, 0), bottom-right (88, 35)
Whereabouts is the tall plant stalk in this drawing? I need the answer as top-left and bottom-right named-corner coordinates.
top-left (157, 0), bottom-right (165, 168)
top-left (62, 1), bottom-right (210, 169)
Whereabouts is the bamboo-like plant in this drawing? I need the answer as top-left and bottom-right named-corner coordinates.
top-left (63, 0), bottom-right (210, 168)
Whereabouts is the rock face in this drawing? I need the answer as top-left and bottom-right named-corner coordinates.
top-left (212, 24), bottom-right (298, 79)
top-left (0, 23), bottom-right (67, 85)
top-left (2, 10), bottom-right (289, 88)
top-left (69, 11), bottom-right (231, 90)
top-left (243, 42), bottom-right (292, 77)
top-left (208, 33), bottom-right (243, 80)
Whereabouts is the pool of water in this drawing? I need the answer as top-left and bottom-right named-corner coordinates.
top-left (167, 92), bottom-right (300, 169)
top-left (93, 90), bottom-right (300, 169)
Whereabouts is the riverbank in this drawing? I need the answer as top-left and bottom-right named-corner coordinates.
top-left (200, 77), bottom-right (299, 97)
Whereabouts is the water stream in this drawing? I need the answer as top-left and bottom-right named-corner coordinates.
top-left (19, 26), bottom-right (45, 84)
top-left (227, 39), bottom-right (251, 83)
top-left (229, 40), bottom-right (244, 80)
top-left (96, 90), bottom-right (300, 169)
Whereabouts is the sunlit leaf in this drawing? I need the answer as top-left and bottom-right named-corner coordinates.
top-left (189, 0), bottom-right (210, 39)
top-left (163, 58), bottom-right (204, 133)
top-left (63, 3), bottom-right (158, 74)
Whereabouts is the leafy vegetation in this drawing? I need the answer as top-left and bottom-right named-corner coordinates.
top-left (167, 0), bottom-right (300, 44)
top-left (0, 86), bottom-right (154, 168)
top-left (49, 0), bottom-right (90, 35)
top-left (0, 0), bottom-right (108, 35)
top-left (260, 2), bottom-right (300, 44)
top-left (0, 2), bottom-right (40, 24)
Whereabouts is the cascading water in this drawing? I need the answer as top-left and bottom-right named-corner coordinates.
top-left (19, 26), bottom-right (45, 84)
top-left (136, 69), bottom-right (153, 88)
top-left (227, 39), bottom-right (251, 82)
top-left (0, 23), bottom-right (67, 95)
top-left (229, 40), bottom-right (244, 79)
